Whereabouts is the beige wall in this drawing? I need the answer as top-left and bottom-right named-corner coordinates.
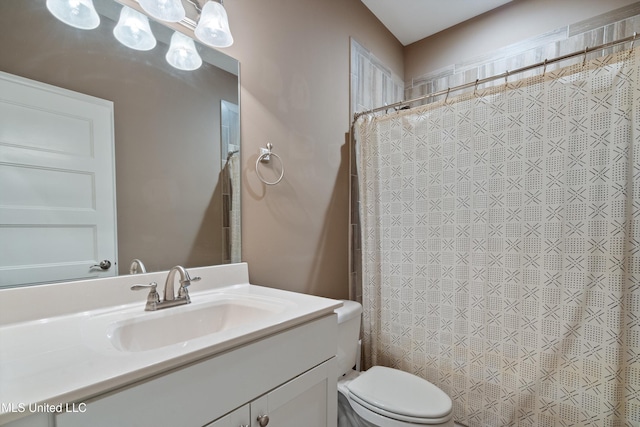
top-left (223, 0), bottom-right (403, 298)
top-left (405, 0), bottom-right (640, 82)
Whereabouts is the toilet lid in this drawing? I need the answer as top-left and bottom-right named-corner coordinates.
top-left (347, 366), bottom-right (452, 420)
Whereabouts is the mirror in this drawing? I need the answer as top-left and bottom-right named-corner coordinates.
top-left (0, 0), bottom-right (241, 287)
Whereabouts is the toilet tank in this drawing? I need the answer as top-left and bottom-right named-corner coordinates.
top-left (335, 300), bottom-right (363, 377)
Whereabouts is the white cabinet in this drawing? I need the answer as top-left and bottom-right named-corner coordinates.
top-left (54, 315), bottom-right (337, 427)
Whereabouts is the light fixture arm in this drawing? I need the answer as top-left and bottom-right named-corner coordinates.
top-left (184, 0), bottom-right (225, 15)
top-left (184, 0), bottom-right (203, 14)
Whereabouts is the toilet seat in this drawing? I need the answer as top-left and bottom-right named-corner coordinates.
top-left (346, 366), bottom-right (453, 425)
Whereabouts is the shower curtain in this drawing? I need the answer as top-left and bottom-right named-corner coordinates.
top-left (355, 48), bottom-right (640, 426)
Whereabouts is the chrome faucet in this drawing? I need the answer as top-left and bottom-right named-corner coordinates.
top-left (163, 265), bottom-right (199, 302)
top-left (131, 266), bottom-right (201, 311)
top-left (129, 258), bottom-right (147, 274)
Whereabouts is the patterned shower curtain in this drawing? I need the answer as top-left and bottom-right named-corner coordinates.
top-left (355, 48), bottom-right (640, 426)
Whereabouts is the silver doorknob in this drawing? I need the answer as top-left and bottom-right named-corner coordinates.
top-left (257, 415), bottom-right (269, 427)
top-left (91, 260), bottom-right (112, 270)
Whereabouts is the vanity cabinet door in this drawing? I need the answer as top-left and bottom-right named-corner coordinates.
top-left (205, 405), bottom-right (250, 427)
top-left (250, 359), bottom-right (337, 427)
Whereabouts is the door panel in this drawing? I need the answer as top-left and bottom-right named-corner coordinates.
top-left (0, 71), bottom-right (117, 286)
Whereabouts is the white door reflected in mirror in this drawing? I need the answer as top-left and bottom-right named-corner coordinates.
top-left (0, 72), bottom-right (117, 287)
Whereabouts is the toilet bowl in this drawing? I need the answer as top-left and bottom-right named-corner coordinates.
top-left (335, 300), bottom-right (454, 427)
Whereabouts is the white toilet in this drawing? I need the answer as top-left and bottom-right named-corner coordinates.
top-left (336, 300), bottom-right (454, 427)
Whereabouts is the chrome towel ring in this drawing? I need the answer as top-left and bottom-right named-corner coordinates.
top-left (256, 142), bottom-right (284, 185)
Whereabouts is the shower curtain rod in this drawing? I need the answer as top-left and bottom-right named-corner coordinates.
top-left (353, 32), bottom-right (638, 123)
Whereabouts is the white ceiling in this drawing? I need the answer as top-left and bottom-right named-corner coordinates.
top-left (360, 0), bottom-right (514, 46)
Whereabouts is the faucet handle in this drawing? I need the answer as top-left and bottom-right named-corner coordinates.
top-left (131, 282), bottom-right (160, 311)
top-left (131, 282), bottom-right (157, 291)
top-left (180, 266), bottom-right (199, 282)
top-left (183, 276), bottom-right (201, 286)
top-left (177, 276), bottom-right (200, 301)
top-left (179, 270), bottom-right (201, 288)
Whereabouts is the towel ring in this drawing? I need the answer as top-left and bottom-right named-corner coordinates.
top-left (256, 143), bottom-right (284, 185)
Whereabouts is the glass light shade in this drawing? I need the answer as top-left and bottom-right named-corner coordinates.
top-left (194, 1), bottom-right (233, 48)
top-left (113, 6), bottom-right (157, 51)
top-left (46, 0), bottom-right (100, 30)
top-left (138, 0), bottom-right (185, 23)
top-left (166, 31), bottom-right (203, 71)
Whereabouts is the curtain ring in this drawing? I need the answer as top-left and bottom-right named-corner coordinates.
top-left (444, 87), bottom-right (451, 103)
top-left (504, 70), bottom-right (509, 84)
top-left (582, 47), bottom-right (589, 67)
top-left (628, 32), bottom-right (637, 59)
top-left (474, 79), bottom-right (479, 95)
top-left (542, 59), bottom-right (548, 76)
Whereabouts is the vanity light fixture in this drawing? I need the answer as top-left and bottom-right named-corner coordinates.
top-left (166, 31), bottom-right (203, 70)
top-left (138, 0), bottom-right (186, 23)
top-left (194, 0), bottom-right (233, 48)
top-left (45, 0), bottom-right (231, 72)
top-left (113, 6), bottom-right (157, 51)
top-left (46, 0), bottom-right (100, 30)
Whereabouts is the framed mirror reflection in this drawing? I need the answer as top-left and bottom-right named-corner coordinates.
top-left (0, 0), bottom-right (241, 288)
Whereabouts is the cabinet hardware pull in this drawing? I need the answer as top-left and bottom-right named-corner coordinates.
top-left (257, 415), bottom-right (269, 427)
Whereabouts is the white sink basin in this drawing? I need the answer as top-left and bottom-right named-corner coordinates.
top-left (105, 295), bottom-right (289, 352)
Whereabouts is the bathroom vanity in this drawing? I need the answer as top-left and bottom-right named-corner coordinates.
top-left (0, 264), bottom-right (341, 427)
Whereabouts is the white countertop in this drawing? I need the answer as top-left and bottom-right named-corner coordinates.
top-left (0, 264), bottom-right (342, 424)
